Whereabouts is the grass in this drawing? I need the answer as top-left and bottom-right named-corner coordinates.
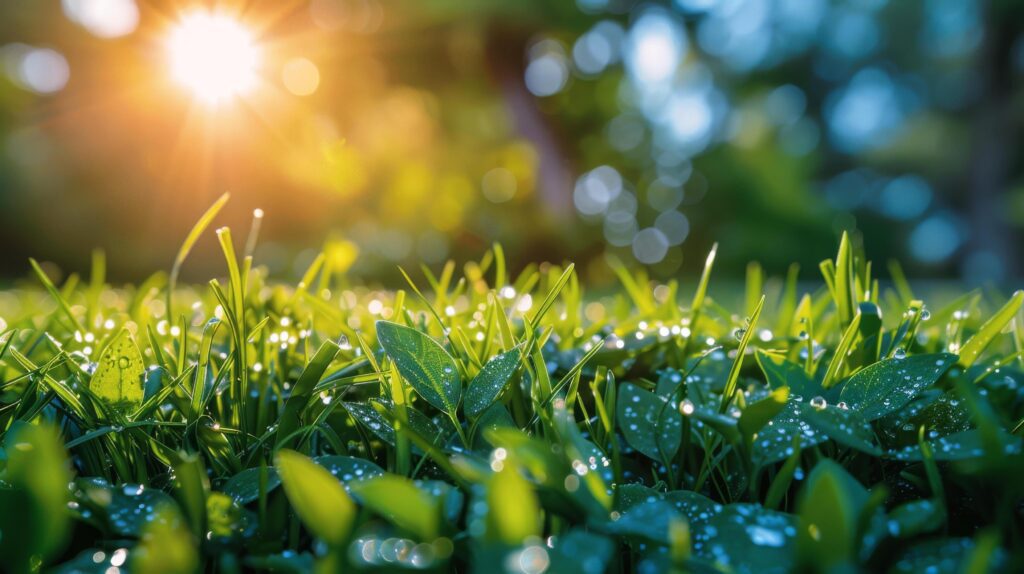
top-left (1, 202), bottom-right (1023, 573)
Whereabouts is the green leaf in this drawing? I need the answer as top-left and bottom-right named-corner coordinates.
top-left (376, 320), bottom-right (461, 414)
top-left (796, 459), bottom-right (868, 569)
top-left (958, 290), bottom-right (1024, 367)
top-left (605, 499), bottom-right (683, 544)
top-left (548, 529), bottom-right (615, 574)
top-left (0, 423), bottom-right (71, 570)
top-left (222, 467), bottom-right (281, 505)
top-left (485, 465), bottom-right (540, 544)
top-left (130, 504), bottom-right (199, 574)
top-left (694, 504), bottom-right (798, 574)
top-left (464, 345), bottom-right (522, 417)
top-left (275, 449), bottom-right (356, 546)
top-left (312, 455), bottom-right (385, 493)
top-left (839, 353), bottom-right (955, 421)
top-left (739, 386), bottom-right (790, 445)
top-left (276, 340), bottom-right (340, 447)
top-left (350, 475), bottom-right (440, 540)
top-left (802, 404), bottom-right (882, 455)
top-left (617, 382), bottom-right (683, 463)
top-left (751, 400), bottom-right (826, 464)
top-left (755, 349), bottom-right (818, 397)
top-left (89, 329), bottom-right (146, 408)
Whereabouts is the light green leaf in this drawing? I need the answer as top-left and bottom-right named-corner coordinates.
top-left (796, 459), bottom-right (867, 569)
top-left (90, 329), bottom-right (146, 408)
top-left (350, 474), bottom-right (440, 540)
top-left (485, 465), bottom-right (540, 544)
top-left (376, 320), bottom-right (461, 414)
top-left (839, 353), bottom-right (955, 421)
top-left (464, 345), bottom-right (521, 417)
top-left (276, 449), bottom-right (356, 546)
top-left (739, 386), bottom-right (790, 445)
top-left (958, 290), bottom-right (1024, 367)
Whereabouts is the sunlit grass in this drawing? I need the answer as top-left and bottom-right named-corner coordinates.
top-left (1, 198), bottom-right (1023, 572)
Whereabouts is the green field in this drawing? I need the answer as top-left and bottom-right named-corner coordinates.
top-left (1, 208), bottom-right (1022, 573)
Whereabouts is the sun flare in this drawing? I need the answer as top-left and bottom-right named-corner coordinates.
top-left (166, 11), bottom-right (260, 104)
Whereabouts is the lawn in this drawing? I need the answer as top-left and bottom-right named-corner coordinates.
top-left (1, 204), bottom-right (1022, 573)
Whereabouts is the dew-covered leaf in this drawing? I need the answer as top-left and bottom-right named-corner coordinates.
top-left (801, 403), bottom-right (882, 456)
top-left (464, 345), bottom-right (521, 417)
top-left (548, 529), bottom-right (615, 574)
top-left (890, 538), bottom-right (992, 574)
top-left (617, 382), bottom-right (683, 463)
top-left (751, 400), bottom-right (826, 464)
top-left (376, 320), bottom-right (461, 414)
top-left (615, 483), bottom-right (663, 511)
top-left (90, 329), bottom-right (145, 408)
top-left (343, 400), bottom-right (443, 448)
top-left (839, 353), bottom-right (955, 421)
top-left (886, 429), bottom-right (1022, 462)
top-left (694, 504), bottom-right (797, 574)
top-left (221, 466), bottom-right (281, 505)
top-left (663, 490), bottom-right (722, 531)
top-left (605, 499), bottom-right (683, 544)
top-left (72, 478), bottom-right (177, 538)
top-left (880, 499), bottom-right (943, 539)
top-left (313, 455), bottom-right (385, 493)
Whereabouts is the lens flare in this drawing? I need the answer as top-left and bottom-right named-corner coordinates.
top-left (166, 11), bottom-right (260, 104)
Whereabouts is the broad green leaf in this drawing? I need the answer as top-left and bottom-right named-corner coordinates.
top-left (617, 382), bottom-right (683, 463)
top-left (739, 386), bottom-right (790, 445)
top-left (350, 475), bottom-right (440, 540)
top-left (344, 400), bottom-right (444, 448)
top-left (839, 353), bottom-right (955, 421)
top-left (796, 460), bottom-right (867, 569)
top-left (464, 345), bottom-right (521, 417)
top-left (694, 504), bottom-right (797, 574)
top-left (890, 538), bottom-right (989, 574)
top-left (70, 477), bottom-right (177, 537)
top-left (376, 320), bottom-right (461, 414)
top-left (485, 465), bottom-right (540, 544)
top-left (313, 455), bottom-right (385, 493)
top-left (547, 529), bottom-right (615, 574)
top-left (958, 290), bottom-right (1024, 367)
top-left (222, 467), bottom-right (281, 505)
top-left (615, 483), bottom-right (663, 511)
top-left (276, 449), bottom-right (356, 546)
top-left (605, 499), bottom-right (683, 544)
top-left (755, 349), bottom-right (818, 397)
top-left (130, 504), bottom-right (199, 574)
top-left (663, 490), bottom-right (722, 531)
top-left (0, 423), bottom-right (71, 570)
top-left (886, 429), bottom-right (1022, 462)
top-left (751, 400), bottom-right (826, 464)
top-left (801, 403), bottom-right (882, 456)
top-left (90, 329), bottom-right (145, 407)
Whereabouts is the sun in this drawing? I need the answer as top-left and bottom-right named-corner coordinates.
top-left (166, 11), bottom-right (260, 104)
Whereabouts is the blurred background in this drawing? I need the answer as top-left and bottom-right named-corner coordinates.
top-left (0, 0), bottom-right (1022, 286)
